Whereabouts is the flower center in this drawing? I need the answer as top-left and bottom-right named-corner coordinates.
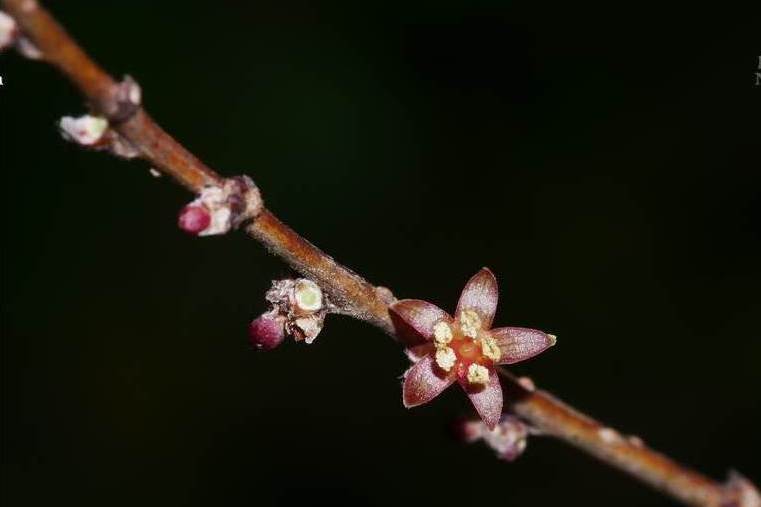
top-left (432, 309), bottom-right (501, 386)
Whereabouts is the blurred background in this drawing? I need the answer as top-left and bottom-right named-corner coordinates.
top-left (2, 1), bottom-right (759, 506)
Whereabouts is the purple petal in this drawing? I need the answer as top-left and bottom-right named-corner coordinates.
top-left (456, 268), bottom-right (499, 328)
top-left (402, 355), bottom-right (455, 408)
top-left (390, 299), bottom-right (451, 347)
top-left (491, 327), bottom-right (556, 365)
top-left (405, 343), bottom-right (435, 363)
top-left (460, 368), bottom-right (503, 430)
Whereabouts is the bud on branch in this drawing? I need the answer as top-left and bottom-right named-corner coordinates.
top-left (178, 176), bottom-right (263, 236)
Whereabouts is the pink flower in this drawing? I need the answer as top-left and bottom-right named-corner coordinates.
top-left (390, 268), bottom-right (556, 429)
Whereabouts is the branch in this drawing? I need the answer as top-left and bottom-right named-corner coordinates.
top-left (2, 2), bottom-right (756, 506)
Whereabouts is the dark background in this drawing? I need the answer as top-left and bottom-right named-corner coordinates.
top-left (2, 1), bottom-right (759, 506)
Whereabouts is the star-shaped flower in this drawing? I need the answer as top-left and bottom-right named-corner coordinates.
top-left (390, 268), bottom-right (556, 429)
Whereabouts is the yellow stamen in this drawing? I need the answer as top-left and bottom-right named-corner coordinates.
top-left (459, 309), bottom-right (482, 338)
top-left (435, 346), bottom-right (457, 372)
top-left (433, 321), bottom-right (453, 345)
top-left (480, 335), bottom-right (502, 362)
top-left (467, 364), bottom-right (490, 385)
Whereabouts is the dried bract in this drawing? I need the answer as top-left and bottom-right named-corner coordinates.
top-left (265, 278), bottom-right (326, 344)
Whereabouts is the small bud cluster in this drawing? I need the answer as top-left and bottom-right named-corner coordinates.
top-left (0, 10), bottom-right (41, 59)
top-left (59, 114), bottom-right (140, 159)
top-left (178, 176), bottom-right (262, 236)
top-left (456, 415), bottom-right (530, 462)
top-left (268, 279), bottom-right (326, 343)
top-left (248, 278), bottom-right (328, 350)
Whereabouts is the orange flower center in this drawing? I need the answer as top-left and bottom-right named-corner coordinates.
top-left (454, 339), bottom-right (481, 361)
top-left (432, 309), bottom-right (501, 385)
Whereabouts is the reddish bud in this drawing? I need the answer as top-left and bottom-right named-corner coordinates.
top-left (248, 313), bottom-right (286, 350)
top-left (178, 204), bottom-right (211, 235)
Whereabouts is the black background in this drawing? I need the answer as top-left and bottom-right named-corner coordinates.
top-left (2, 2), bottom-right (760, 506)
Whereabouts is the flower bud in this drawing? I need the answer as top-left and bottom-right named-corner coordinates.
top-left (59, 115), bottom-right (109, 146)
top-left (456, 415), bottom-right (530, 462)
top-left (177, 204), bottom-right (212, 235)
top-left (248, 312), bottom-right (286, 351)
top-left (483, 415), bottom-right (529, 461)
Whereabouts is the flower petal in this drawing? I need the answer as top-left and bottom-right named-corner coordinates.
top-left (460, 368), bottom-right (503, 430)
top-left (402, 355), bottom-right (455, 408)
top-left (390, 299), bottom-right (452, 346)
top-left (405, 343), bottom-right (435, 363)
top-left (456, 268), bottom-right (499, 328)
top-left (491, 327), bottom-right (556, 364)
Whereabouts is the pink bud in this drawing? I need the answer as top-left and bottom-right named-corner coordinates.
top-left (248, 313), bottom-right (286, 350)
top-left (178, 204), bottom-right (211, 235)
